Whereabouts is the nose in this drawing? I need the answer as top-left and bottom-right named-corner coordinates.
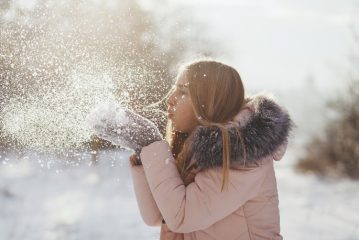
top-left (166, 89), bottom-right (176, 107)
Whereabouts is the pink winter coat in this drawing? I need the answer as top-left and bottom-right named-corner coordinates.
top-left (130, 95), bottom-right (293, 240)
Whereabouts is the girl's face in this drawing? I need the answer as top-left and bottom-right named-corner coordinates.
top-left (166, 72), bottom-right (198, 133)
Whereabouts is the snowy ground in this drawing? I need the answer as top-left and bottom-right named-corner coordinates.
top-left (1, 145), bottom-right (358, 240)
top-left (0, 150), bottom-right (159, 240)
top-left (276, 146), bottom-right (359, 240)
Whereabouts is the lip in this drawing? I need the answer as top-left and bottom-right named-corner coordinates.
top-left (167, 108), bottom-right (174, 114)
top-left (167, 109), bottom-right (174, 118)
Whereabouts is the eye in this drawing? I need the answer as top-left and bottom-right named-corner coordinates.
top-left (173, 86), bottom-right (186, 95)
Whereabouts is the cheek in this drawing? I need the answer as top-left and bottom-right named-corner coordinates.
top-left (171, 100), bottom-right (197, 132)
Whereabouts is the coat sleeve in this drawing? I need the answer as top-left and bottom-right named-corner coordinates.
top-left (130, 165), bottom-right (163, 226)
top-left (140, 140), bottom-right (269, 233)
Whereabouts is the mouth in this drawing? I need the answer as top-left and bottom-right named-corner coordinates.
top-left (167, 109), bottom-right (174, 118)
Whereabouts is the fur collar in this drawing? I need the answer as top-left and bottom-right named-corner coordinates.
top-left (189, 94), bottom-right (294, 170)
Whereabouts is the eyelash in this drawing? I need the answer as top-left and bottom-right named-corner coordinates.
top-left (173, 86), bottom-right (186, 95)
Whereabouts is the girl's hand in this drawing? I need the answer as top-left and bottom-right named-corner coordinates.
top-left (87, 102), bottom-right (163, 155)
top-left (114, 108), bottom-right (163, 154)
top-left (129, 153), bottom-right (142, 166)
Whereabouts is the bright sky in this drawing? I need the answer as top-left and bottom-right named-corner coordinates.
top-left (164, 0), bottom-right (359, 92)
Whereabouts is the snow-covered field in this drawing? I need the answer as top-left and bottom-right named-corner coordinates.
top-left (0, 150), bottom-right (159, 240)
top-left (0, 145), bottom-right (358, 240)
top-left (276, 147), bottom-right (359, 240)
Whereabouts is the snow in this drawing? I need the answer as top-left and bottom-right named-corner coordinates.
top-left (0, 146), bottom-right (358, 240)
top-left (1, 70), bottom-right (120, 151)
top-left (276, 147), bottom-right (359, 240)
top-left (0, 150), bottom-right (159, 240)
top-left (86, 101), bottom-right (129, 145)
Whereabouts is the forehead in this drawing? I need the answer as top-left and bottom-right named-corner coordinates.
top-left (175, 71), bottom-right (189, 87)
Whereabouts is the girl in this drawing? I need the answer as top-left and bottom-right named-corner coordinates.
top-left (91, 60), bottom-right (293, 239)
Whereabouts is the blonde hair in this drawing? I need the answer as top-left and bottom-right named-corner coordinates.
top-left (167, 60), bottom-right (246, 191)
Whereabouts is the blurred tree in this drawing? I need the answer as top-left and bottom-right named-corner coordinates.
top-left (296, 80), bottom-right (359, 179)
top-left (296, 28), bottom-right (359, 179)
top-left (0, 0), bottom-right (10, 11)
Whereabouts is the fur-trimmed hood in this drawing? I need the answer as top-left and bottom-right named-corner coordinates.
top-left (189, 94), bottom-right (294, 170)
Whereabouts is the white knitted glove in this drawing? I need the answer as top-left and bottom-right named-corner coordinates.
top-left (86, 102), bottom-right (163, 156)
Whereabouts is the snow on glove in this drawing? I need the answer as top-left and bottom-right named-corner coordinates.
top-left (86, 102), bottom-right (163, 156)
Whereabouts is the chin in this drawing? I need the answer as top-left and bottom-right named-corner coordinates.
top-left (173, 126), bottom-right (191, 134)
top-left (172, 124), bottom-right (183, 133)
